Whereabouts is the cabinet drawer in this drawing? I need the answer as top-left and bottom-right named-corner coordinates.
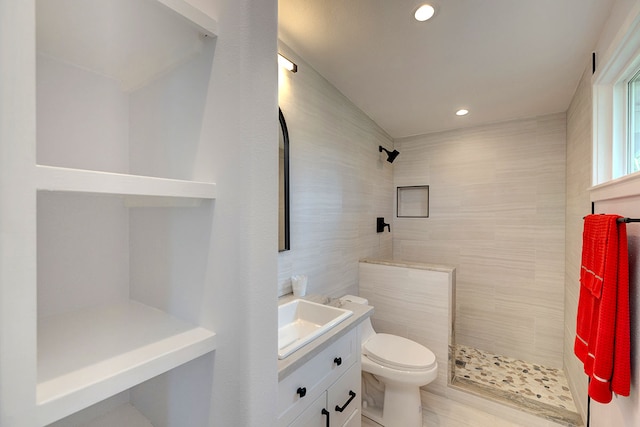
top-left (278, 328), bottom-right (357, 424)
top-left (328, 363), bottom-right (361, 427)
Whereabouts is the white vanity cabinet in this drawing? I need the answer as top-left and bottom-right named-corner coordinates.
top-left (290, 364), bottom-right (361, 427)
top-left (288, 392), bottom-right (331, 427)
top-left (324, 362), bottom-right (361, 426)
top-left (278, 327), bottom-right (362, 427)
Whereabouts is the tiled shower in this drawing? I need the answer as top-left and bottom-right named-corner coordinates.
top-left (359, 260), bottom-right (582, 426)
top-left (393, 113), bottom-right (567, 370)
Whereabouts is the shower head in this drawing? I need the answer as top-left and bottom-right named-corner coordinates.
top-left (379, 146), bottom-right (400, 163)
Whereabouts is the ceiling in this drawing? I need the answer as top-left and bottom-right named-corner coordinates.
top-left (278, 0), bottom-right (615, 139)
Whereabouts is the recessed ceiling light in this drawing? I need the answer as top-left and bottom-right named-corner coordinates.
top-left (456, 109), bottom-right (469, 116)
top-left (414, 4), bottom-right (435, 22)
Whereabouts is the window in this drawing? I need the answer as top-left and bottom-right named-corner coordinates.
top-left (592, 11), bottom-right (640, 187)
top-left (628, 69), bottom-right (640, 174)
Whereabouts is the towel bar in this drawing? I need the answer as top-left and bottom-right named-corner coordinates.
top-left (581, 215), bottom-right (640, 223)
top-left (617, 217), bottom-right (640, 223)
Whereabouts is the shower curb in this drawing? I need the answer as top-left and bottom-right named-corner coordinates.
top-left (450, 376), bottom-right (584, 427)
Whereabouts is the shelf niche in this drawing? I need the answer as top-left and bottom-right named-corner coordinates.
top-left (36, 190), bottom-right (216, 424)
top-left (35, 0), bottom-right (219, 424)
top-left (37, 301), bottom-right (217, 425)
top-left (36, 0), bottom-right (218, 183)
top-left (45, 354), bottom-right (215, 427)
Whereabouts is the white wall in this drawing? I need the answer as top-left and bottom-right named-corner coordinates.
top-left (0, 1), bottom-right (37, 422)
top-left (277, 43), bottom-right (394, 298)
top-left (393, 114), bottom-right (567, 369)
top-left (187, 0), bottom-right (279, 424)
top-left (1, 0), bottom-right (280, 424)
top-left (589, 196), bottom-right (640, 427)
top-left (565, 1), bottom-right (640, 425)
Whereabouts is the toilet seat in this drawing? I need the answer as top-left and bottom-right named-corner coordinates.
top-left (363, 333), bottom-right (436, 371)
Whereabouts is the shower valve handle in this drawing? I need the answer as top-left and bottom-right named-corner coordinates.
top-left (376, 217), bottom-right (391, 233)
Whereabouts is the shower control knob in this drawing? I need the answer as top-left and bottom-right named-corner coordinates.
top-left (297, 387), bottom-right (307, 398)
top-left (376, 217), bottom-right (391, 233)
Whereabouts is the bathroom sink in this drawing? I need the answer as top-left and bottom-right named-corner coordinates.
top-left (278, 299), bottom-right (353, 359)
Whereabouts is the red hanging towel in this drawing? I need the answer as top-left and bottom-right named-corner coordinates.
top-left (574, 214), bottom-right (630, 403)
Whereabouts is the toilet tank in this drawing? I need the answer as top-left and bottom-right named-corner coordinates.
top-left (340, 295), bottom-right (369, 305)
top-left (340, 295), bottom-right (375, 344)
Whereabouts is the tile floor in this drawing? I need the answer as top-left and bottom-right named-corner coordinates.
top-left (361, 415), bottom-right (382, 426)
top-left (454, 345), bottom-right (576, 411)
top-left (362, 345), bottom-right (584, 427)
top-left (452, 345), bottom-right (582, 426)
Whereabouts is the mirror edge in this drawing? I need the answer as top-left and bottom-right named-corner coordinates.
top-left (279, 107), bottom-right (291, 252)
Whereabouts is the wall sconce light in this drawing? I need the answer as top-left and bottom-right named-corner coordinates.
top-left (278, 54), bottom-right (298, 73)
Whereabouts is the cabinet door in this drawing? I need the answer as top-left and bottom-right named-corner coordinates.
top-left (278, 329), bottom-right (357, 424)
top-left (328, 363), bottom-right (361, 427)
top-left (289, 392), bottom-right (329, 427)
top-left (341, 408), bottom-right (361, 427)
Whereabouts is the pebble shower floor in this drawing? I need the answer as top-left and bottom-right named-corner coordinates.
top-left (452, 345), bottom-right (584, 426)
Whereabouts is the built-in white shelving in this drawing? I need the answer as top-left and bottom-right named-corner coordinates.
top-left (37, 301), bottom-right (217, 425)
top-left (74, 403), bottom-right (153, 427)
top-left (33, 0), bottom-right (221, 424)
top-left (36, 165), bottom-right (217, 200)
top-left (37, 0), bottom-right (217, 92)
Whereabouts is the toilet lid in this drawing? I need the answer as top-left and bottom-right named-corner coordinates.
top-left (363, 333), bottom-right (436, 370)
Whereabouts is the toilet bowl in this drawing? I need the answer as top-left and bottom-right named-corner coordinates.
top-left (340, 295), bottom-right (437, 427)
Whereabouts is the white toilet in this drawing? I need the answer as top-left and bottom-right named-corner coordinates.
top-left (340, 295), bottom-right (437, 427)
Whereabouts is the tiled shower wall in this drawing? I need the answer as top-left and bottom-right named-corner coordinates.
top-left (277, 43), bottom-right (394, 297)
top-left (392, 114), bottom-right (567, 369)
top-left (563, 66), bottom-right (591, 420)
top-left (358, 260), bottom-right (455, 397)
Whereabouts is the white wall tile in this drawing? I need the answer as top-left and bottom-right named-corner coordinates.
top-left (563, 66), bottom-right (592, 421)
top-left (393, 114), bottom-right (566, 368)
top-left (359, 261), bottom-right (455, 396)
top-left (277, 43), bottom-right (394, 297)
top-left (424, 388), bottom-right (571, 427)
